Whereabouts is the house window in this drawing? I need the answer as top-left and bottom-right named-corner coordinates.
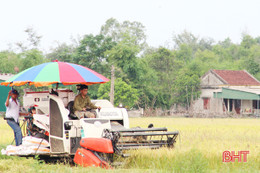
top-left (203, 98), bottom-right (210, 110)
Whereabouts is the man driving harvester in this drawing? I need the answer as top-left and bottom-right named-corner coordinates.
top-left (73, 84), bottom-right (101, 119)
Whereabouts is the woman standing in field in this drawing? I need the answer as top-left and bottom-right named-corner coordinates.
top-left (4, 89), bottom-right (22, 146)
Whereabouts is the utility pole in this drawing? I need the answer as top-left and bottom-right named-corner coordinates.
top-left (110, 65), bottom-right (115, 105)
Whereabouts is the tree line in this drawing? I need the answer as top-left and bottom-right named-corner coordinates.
top-left (1, 18), bottom-right (260, 110)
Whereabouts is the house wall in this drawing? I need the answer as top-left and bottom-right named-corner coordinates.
top-left (201, 71), bottom-right (225, 87)
top-left (193, 88), bottom-right (223, 114)
top-left (193, 71), bottom-right (225, 114)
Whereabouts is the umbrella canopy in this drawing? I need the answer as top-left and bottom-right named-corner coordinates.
top-left (1, 60), bottom-right (109, 87)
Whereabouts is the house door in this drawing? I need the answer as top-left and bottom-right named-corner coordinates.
top-left (234, 99), bottom-right (241, 114)
top-left (229, 99), bottom-right (233, 112)
top-left (203, 98), bottom-right (210, 110)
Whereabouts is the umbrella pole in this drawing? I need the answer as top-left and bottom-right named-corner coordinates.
top-left (56, 83), bottom-right (59, 90)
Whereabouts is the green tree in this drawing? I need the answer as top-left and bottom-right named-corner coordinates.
top-left (0, 51), bottom-right (21, 73)
top-left (100, 18), bottom-right (147, 49)
top-left (97, 78), bottom-right (139, 108)
top-left (175, 44), bottom-right (193, 63)
top-left (20, 49), bottom-right (46, 71)
top-left (173, 68), bottom-right (201, 107)
top-left (142, 47), bottom-right (183, 109)
top-left (239, 56), bottom-right (260, 75)
top-left (74, 34), bottom-right (116, 76)
top-left (241, 34), bottom-right (257, 49)
top-left (134, 57), bottom-right (158, 108)
top-left (173, 30), bottom-right (214, 58)
top-left (173, 30), bottom-right (199, 50)
top-left (46, 43), bottom-right (76, 62)
top-left (218, 38), bottom-right (233, 48)
top-left (105, 32), bottom-right (141, 84)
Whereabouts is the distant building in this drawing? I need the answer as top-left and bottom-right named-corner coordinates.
top-left (0, 73), bottom-right (14, 112)
top-left (193, 70), bottom-right (260, 116)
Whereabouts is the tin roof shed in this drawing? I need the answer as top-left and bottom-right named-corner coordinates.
top-left (214, 87), bottom-right (260, 100)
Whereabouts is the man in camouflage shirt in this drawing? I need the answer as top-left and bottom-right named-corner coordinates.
top-left (73, 85), bottom-right (101, 119)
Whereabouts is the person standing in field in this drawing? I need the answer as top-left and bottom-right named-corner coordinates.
top-left (73, 85), bottom-right (101, 119)
top-left (5, 89), bottom-right (22, 146)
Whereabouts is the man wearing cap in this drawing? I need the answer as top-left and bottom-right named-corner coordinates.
top-left (73, 85), bottom-right (101, 119)
top-left (5, 89), bottom-right (22, 146)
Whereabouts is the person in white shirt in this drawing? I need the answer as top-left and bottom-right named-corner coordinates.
top-left (5, 89), bottom-right (22, 146)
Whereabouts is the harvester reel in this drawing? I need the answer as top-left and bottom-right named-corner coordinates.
top-left (102, 128), bottom-right (179, 151)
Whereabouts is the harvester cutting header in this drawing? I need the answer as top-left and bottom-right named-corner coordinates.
top-left (1, 60), bottom-right (179, 168)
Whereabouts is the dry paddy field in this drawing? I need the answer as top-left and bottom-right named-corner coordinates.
top-left (0, 117), bottom-right (259, 173)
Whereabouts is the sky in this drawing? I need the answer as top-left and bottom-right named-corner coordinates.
top-left (1, 0), bottom-right (260, 52)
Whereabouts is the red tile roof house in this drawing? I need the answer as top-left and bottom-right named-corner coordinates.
top-left (192, 70), bottom-right (260, 117)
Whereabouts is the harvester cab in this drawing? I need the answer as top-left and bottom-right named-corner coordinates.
top-left (23, 89), bottom-right (129, 129)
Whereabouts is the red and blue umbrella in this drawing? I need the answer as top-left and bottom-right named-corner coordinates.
top-left (1, 60), bottom-right (109, 87)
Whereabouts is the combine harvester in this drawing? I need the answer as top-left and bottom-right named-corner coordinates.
top-left (21, 89), bottom-right (179, 168)
top-left (1, 60), bottom-right (179, 168)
